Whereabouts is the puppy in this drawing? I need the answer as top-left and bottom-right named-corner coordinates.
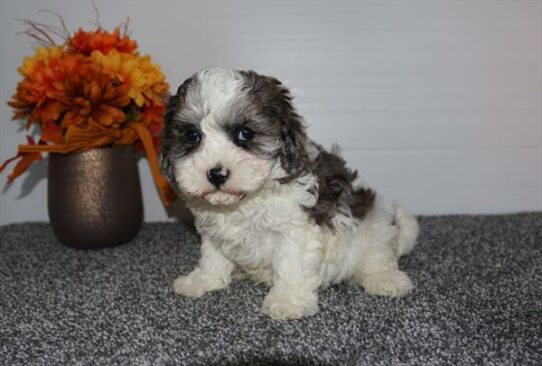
top-left (160, 68), bottom-right (419, 320)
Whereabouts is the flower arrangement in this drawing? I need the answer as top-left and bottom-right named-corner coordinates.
top-left (0, 15), bottom-right (175, 205)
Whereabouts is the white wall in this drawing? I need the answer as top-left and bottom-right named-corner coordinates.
top-left (1, 0), bottom-right (541, 224)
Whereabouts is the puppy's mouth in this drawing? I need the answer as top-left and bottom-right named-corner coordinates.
top-left (199, 189), bottom-right (246, 205)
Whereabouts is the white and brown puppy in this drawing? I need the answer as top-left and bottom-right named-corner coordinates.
top-left (161, 68), bottom-right (419, 320)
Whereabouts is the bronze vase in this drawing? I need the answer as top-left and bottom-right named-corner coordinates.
top-left (48, 146), bottom-right (143, 249)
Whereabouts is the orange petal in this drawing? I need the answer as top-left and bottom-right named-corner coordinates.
top-left (89, 82), bottom-right (102, 104)
top-left (40, 121), bottom-right (63, 143)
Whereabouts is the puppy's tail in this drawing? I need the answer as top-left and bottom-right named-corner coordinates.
top-left (393, 202), bottom-right (419, 257)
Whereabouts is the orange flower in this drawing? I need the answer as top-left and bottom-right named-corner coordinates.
top-left (91, 50), bottom-right (168, 107)
top-left (68, 28), bottom-right (137, 55)
top-left (58, 69), bottom-right (131, 128)
top-left (8, 80), bottom-right (40, 123)
top-left (8, 47), bottom-right (87, 126)
top-left (3, 22), bottom-right (176, 204)
top-left (18, 46), bottom-right (63, 76)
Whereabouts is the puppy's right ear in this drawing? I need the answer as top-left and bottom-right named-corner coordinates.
top-left (160, 75), bottom-right (197, 187)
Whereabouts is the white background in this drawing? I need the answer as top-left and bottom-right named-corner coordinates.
top-left (1, 0), bottom-right (541, 225)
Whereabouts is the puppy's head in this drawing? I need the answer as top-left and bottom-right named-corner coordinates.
top-left (161, 68), bottom-right (309, 206)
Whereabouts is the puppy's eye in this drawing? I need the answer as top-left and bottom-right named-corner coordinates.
top-left (235, 127), bottom-right (255, 142)
top-left (185, 128), bottom-right (201, 144)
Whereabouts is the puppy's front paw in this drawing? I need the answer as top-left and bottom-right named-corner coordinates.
top-left (173, 269), bottom-right (231, 298)
top-left (173, 274), bottom-right (208, 298)
top-left (261, 291), bottom-right (319, 320)
top-left (361, 270), bottom-right (413, 297)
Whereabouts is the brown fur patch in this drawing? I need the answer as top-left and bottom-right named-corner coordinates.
top-left (238, 71), bottom-right (311, 181)
top-left (306, 149), bottom-right (376, 229)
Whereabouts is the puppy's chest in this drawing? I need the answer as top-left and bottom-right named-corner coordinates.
top-left (197, 211), bottom-right (275, 268)
top-left (193, 195), bottom-right (306, 266)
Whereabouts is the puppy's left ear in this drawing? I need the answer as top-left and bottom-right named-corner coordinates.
top-left (240, 71), bottom-right (310, 181)
top-left (277, 102), bottom-right (310, 181)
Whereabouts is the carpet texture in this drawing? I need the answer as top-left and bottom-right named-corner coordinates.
top-left (1, 213), bottom-right (541, 365)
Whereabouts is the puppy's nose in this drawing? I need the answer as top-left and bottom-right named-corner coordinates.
top-left (207, 166), bottom-right (229, 187)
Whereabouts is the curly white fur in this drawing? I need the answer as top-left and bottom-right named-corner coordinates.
top-left (174, 170), bottom-right (419, 319)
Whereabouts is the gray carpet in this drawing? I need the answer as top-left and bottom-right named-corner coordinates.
top-left (0, 213), bottom-right (541, 365)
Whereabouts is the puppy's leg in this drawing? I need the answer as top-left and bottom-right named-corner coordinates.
top-left (351, 224), bottom-right (414, 297)
top-left (173, 236), bottom-right (235, 298)
top-left (261, 229), bottom-right (323, 320)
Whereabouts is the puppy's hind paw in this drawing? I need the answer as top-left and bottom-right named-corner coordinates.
top-left (361, 270), bottom-right (414, 297)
